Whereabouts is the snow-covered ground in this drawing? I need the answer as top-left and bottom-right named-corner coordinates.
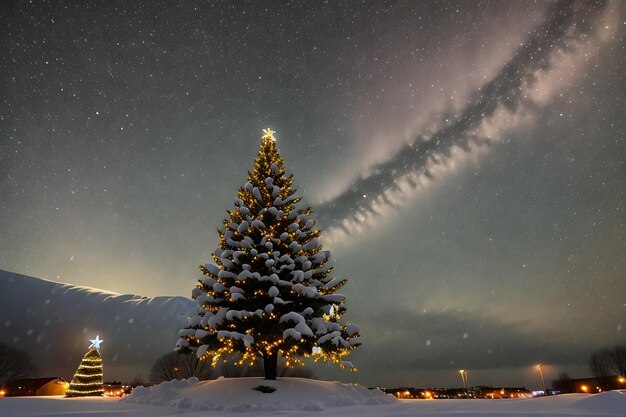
top-left (1, 378), bottom-right (625, 417)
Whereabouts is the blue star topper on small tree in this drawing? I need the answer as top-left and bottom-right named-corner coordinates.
top-left (89, 335), bottom-right (103, 350)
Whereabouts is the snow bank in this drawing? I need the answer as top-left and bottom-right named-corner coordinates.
top-left (574, 390), bottom-right (626, 414)
top-left (122, 377), bottom-right (395, 412)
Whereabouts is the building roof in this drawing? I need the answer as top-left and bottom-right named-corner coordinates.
top-left (3, 377), bottom-right (66, 390)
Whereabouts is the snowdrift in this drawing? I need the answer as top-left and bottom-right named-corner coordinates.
top-left (122, 377), bottom-right (396, 412)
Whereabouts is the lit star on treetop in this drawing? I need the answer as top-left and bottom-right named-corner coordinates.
top-left (89, 335), bottom-right (103, 350)
top-left (261, 128), bottom-right (276, 141)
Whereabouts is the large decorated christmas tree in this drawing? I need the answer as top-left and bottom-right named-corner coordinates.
top-left (177, 129), bottom-right (360, 380)
top-left (66, 335), bottom-right (104, 397)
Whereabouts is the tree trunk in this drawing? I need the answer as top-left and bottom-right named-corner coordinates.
top-left (263, 351), bottom-right (278, 380)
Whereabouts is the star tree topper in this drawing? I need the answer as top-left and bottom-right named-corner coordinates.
top-left (89, 335), bottom-right (103, 350)
top-left (261, 128), bottom-right (276, 141)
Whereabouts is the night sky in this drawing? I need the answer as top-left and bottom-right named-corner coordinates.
top-left (1, 0), bottom-right (624, 387)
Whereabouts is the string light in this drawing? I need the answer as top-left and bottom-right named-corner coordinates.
top-left (66, 336), bottom-right (104, 397)
top-left (178, 129), bottom-right (360, 377)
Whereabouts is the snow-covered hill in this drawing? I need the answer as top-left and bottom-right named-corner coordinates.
top-left (123, 377), bottom-right (395, 412)
top-left (0, 269), bottom-right (197, 382)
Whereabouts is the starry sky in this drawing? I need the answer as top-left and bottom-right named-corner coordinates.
top-left (1, 0), bottom-right (624, 388)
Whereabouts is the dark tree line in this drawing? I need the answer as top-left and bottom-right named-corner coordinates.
top-left (150, 351), bottom-right (214, 383)
top-left (588, 345), bottom-right (626, 390)
top-left (551, 372), bottom-right (575, 393)
top-left (551, 345), bottom-right (626, 393)
top-left (0, 343), bottom-right (38, 384)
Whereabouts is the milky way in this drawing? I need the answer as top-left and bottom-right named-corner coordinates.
top-left (1, 0), bottom-right (624, 387)
top-left (317, 0), bottom-right (609, 235)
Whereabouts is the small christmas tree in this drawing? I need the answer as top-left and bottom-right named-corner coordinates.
top-left (177, 129), bottom-right (360, 380)
top-left (66, 335), bottom-right (104, 397)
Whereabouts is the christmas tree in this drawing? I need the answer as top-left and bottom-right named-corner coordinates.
top-left (66, 335), bottom-right (104, 397)
top-left (177, 129), bottom-right (360, 380)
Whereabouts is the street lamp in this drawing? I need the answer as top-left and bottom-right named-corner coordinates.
top-left (536, 364), bottom-right (547, 396)
top-left (459, 370), bottom-right (469, 396)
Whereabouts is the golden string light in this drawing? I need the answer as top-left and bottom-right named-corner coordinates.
top-left (66, 337), bottom-right (104, 397)
top-left (178, 129), bottom-right (360, 377)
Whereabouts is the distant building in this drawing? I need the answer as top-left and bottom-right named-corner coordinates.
top-left (103, 381), bottom-right (132, 397)
top-left (1, 377), bottom-right (69, 396)
top-left (481, 387), bottom-right (532, 399)
top-left (381, 387), bottom-right (419, 399)
top-left (570, 375), bottom-right (626, 393)
top-left (382, 387), bottom-right (471, 399)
